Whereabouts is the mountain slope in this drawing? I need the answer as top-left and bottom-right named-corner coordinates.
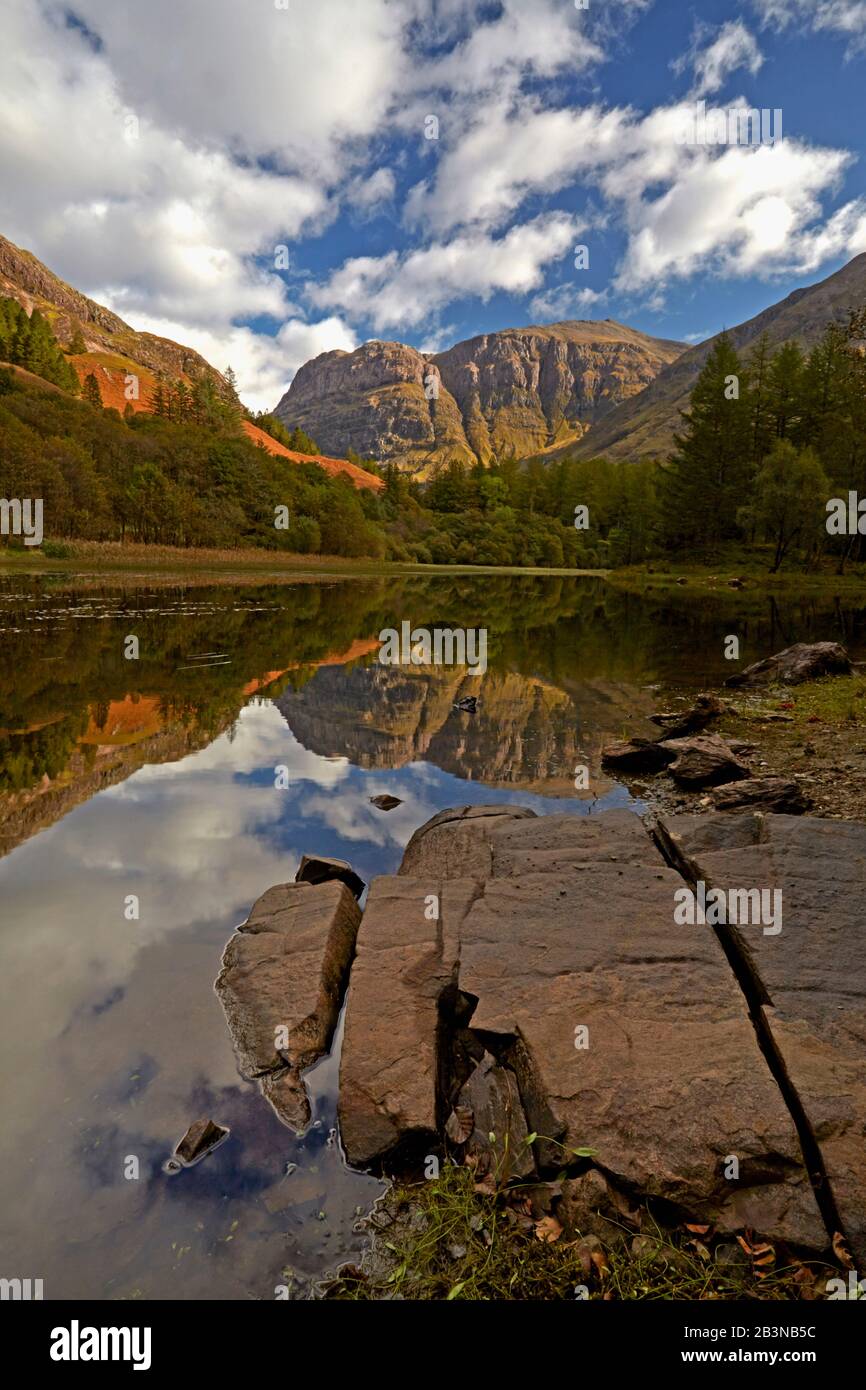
top-left (566, 254), bottom-right (866, 462)
top-left (273, 321), bottom-right (684, 476)
top-left (0, 232), bottom-right (380, 491)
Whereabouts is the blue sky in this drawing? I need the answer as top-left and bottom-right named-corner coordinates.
top-left (1, 0), bottom-right (865, 409)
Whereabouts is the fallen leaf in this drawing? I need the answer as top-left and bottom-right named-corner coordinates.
top-left (685, 1223), bottom-right (711, 1236)
top-left (833, 1231), bottom-right (854, 1270)
top-left (534, 1215), bottom-right (563, 1243)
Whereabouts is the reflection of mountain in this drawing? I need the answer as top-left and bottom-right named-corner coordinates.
top-left (276, 662), bottom-right (656, 795)
top-left (0, 706), bottom-right (228, 859)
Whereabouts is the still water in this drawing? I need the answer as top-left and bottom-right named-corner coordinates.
top-left (1, 572), bottom-right (864, 1299)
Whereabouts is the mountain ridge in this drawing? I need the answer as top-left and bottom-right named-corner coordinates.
top-left (274, 319), bottom-right (685, 476)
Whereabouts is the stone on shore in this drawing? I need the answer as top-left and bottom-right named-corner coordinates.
top-left (656, 810), bottom-right (866, 1264)
top-left (295, 853), bottom-right (365, 900)
top-left (600, 738), bottom-right (675, 774)
top-left (658, 732), bottom-right (750, 788)
top-left (340, 807), bottom-right (825, 1248)
top-left (216, 879), bottom-right (361, 1129)
top-left (710, 777), bottom-right (811, 814)
top-left (725, 642), bottom-right (852, 688)
top-left (649, 694), bottom-right (727, 740)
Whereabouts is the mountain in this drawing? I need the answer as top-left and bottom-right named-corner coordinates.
top-left (273, 321), bottom-right (685, 476)
top-left (0, 232), bottom-right (380, 492)
top-left (566, 254), bottom-right (866, 462)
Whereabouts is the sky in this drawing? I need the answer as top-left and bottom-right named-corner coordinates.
top-left (1, 0), bottom-right (866, 412)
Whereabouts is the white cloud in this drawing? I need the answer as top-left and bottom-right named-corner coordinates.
top-left (308, 212), bottom-right (582, 331)
top-left (675, 20), bottom-right (765, 95)
top-left (528, 284), bottom-right (606, 319)
top-left (126, 313), bottom-right (357, 415)
top-left (754, 1), bottom-right (866, 50)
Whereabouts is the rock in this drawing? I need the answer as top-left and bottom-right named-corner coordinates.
top-left (649, 694), bottom-right (726, 739)
top-left (399, 804), bottom-right (537, 878)
top-left (174, 1118), bottom-right (229, 1166)
top-left (369, 794), bottom-right (403, 811)
top-left (558, 1170), bottom-right (630, 1245)
top-left (658, 733), bottom-right (750, 788)
top-left (454, 1051), bottom-right (535, 1180)
top-left (656, 810), bottom-right (866, 1264)
top-left (341, 807), bottom-right (826, 1248)
top-left (600, 738), bottom-right (675, 774)
top-left (338, 876), bottom-right (480, 1165)
top-left (453, 696), bottom-right (477, 713)
top-left (710, 777), bottom-right (812, 814)
top-left (725, 642), bottom-right (852, 688)
top-left (216, 880), bottom-right (361, 1129)
top-left (295, 853), bottom-right (365, 900)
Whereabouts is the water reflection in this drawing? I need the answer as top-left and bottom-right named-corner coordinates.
top-left (0, 572), bottom-right (864, 1300)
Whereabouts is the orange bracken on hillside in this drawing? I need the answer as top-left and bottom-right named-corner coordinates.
top-left (68, 356), bottom-right (384, 493)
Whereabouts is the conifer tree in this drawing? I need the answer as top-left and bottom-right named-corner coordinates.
top-left (83, 371), bottom-right (103, 408)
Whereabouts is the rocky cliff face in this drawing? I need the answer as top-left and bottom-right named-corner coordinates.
top-left (274, 321), bottom-right (684, 476)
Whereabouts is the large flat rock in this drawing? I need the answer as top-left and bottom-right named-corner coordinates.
top-left (340, 808), bottom-right (827, 1247)
top-left (216, 880), bottom-right (361, 1129)
top-left (656, 811), bottom-right (866, 1263)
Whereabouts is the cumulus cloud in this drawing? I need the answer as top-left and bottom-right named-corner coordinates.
top-left (307, 212), bottom-right (582, 331)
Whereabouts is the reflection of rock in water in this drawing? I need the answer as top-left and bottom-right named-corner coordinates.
top-left (275, 663), bottom-right (656, 795)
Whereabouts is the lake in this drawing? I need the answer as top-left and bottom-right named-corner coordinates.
top-left (1, 571), bottom-right (864, 1299)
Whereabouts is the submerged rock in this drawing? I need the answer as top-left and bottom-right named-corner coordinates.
top-left (725, 642), bottom-right (852, 688)
top-left (369, 794), bottom-right (403, 811)
top-left (174, 1118), bottom-right (229, 1167)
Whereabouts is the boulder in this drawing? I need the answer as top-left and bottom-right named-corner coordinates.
top-left (725, 642), bottom-right (852, 688)
top-left (600, 738), bottom-right (675, 774)
top-left (658, 733), bottom-right (750, 788)
top-left (369, 794), bottom-right (403, 811)
top-left (295, 853), bottom-right (365, 900)
top-left (216, 880), bottom-right (361, 1129)
top-left (710, 777), bottom-right (811, 814)
top-left (656, 810), bottom-right (866, 1264)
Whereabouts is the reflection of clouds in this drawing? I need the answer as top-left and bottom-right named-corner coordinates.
top-left (301, 780), bottom-right (438, 848)
top-left (0, 704), bottom-right (360, 1156)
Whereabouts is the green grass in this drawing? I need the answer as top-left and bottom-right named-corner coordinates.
top-left (323, 1166), bottom-right (830, 1302)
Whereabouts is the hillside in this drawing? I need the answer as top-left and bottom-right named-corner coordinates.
top-left (274, 321), bottom-right (684, 476)
top-left (566, 254), bottom-right (866, 461)
top-left (0, 232), bottom-right (379, 492)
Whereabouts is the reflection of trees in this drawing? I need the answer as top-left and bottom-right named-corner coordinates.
top-left (1, 573), bottom-right (864, 796)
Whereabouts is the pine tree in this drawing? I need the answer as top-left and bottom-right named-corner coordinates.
top-left (83, 371), bottom-right (103, 408)
top-left (658, 335), bottom-right (751, 548)
top-left (66, 325), bottom-right (87, 355)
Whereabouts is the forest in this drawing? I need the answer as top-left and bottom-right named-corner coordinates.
top-left (1, 296), bottom-right (865, 570)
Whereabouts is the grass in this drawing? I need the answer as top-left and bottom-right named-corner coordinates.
top-left (611, 546), bottom-right (866, 597)
top-left (0, 539), bottom-right (603, 579)
top-left (323, 1165), bottom-right (832, 1302)
top-left (726, 672), bottom-right (866, 729)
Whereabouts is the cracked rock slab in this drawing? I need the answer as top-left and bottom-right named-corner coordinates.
top-left (216, 880), bottom-right (361, 1129)
top-left (657, 810), bottom-right (866, 1263)
top-left (338, 876), bottom-right (480, 1166)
